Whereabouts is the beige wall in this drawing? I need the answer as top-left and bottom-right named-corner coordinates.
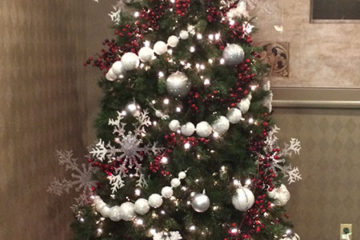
top-left (274, 107), bottom-right (360, 240)
top-left (253, 0), bottom-right (360, 88)
top-left (0, 1), bottom-right (87, 239)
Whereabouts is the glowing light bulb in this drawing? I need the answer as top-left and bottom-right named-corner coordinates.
top-left (189, 225), bottom-right (196, 231)
top-left (208, 59), bottom-right (214, 64)
top-left (134, 11), bottom-right (140, 18)
top-left (204, 78), bottom-right (211, 86)
top-left (135, 188), bottom-right (141, 196)
top-left (163, 98), bottom-right (170, 105)
top-left (158, 71), bottom-right (165, 78)
top-left (245, 178), bottom-right (252, 186)
top-left (220, 58), bottom-right (225, 65)
top-left (215, 33), bottom-right (221, 40)
top-left (144, 41), bottom-right (151, 47)
top-left (190, 46), bottom-right (196, 53)
top-left (184, 142), bottom-right (191, 150)
top-left (208, 34), bottom-right (214, 41)
top-left (161, 156), bottom-right (168, 164)
top-left (196, 33), bottom-right (203, 40)
top-left (248, 118), bottom-right (254, 124)
top-left (176, 106), bottom-right (182, 112)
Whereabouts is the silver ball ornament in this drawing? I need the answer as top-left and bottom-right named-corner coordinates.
top-left (223, 44), bottom-right (245, 65)
top-left (227, 108), bottom-right (243, 124)
top-left (148, 194), bottom-right (163, 208)
top-left (232, 187), bottom-right (255, 211)
top-left (109, 206), bottom-right (122, 221)
top-left (161, 186), bottom-right (174, 199)
top-left (126, 102), bottom-right (141, 117)
top-left (112, 61), bottom-right (123, 75)
top-left (212, 116), bottom-right (230, 135)
top-left (196, 121), bottom-right (213, 137)
top-left (166, 71), bottom-right (191, 97)
top-left (181, 122), bottom-right (195, 136)
top-left (99, 205), bottom-right (112, 218)
top-left (167, 35), bottom-right (179, 48)
top-left (154, 41), bottom-right (168, 55)
top-left (138, 47), bottom-right (154, 62)
top-left (119, 202), bottom-right (136, 221)
top-left (121, 52), bottom-right (140, 71)
top-left (106, 69), bottom-right (117, 81)
top-left (191, 193), bottom-right (210, 213)
top-left (134, 198), bottom-right (150, 215)
top-left (169, 119), bottom-right (181, 132)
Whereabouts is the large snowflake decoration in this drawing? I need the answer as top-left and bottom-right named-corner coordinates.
top-left (48, 151), bottom-right (97, 208)
top-left (259, 126), bottom-right (302, 184)
top-left (153, 231), bottom-right (182, 240)
top-left (90, 110), bottom-right (164, 193)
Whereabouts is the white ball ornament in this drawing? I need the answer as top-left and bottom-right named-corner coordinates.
top-left (121, 52), bottom-right (140, 71)
top-left (148, 194), bottom-right (163, 208)
top-left (154, 41), bottom-right (168, 55)
top-left (138, 47), bottom-right (154, 62)
top-left (178, 171), bottom-right (187, 179)
top-left (95, 201), bottom-right (106, 211)
top-left (119, 202), bottom-right (136, 221)
top-left (109, 206), bottom-right (122, 222)
top-left (171, 178), bottom-right (181, 188)
top-left (134, 198), bottom-right (150, 215)
top-left (111, 61), bottom-right (123, 75)
top-left (196, 121), bottom-right (213, 137)
top-left (268, 184), bottom-right (291, 206)
top-left (179, 30), bottom-right (189, 40)
top-left (223, 44), bottom-right (245, 65)
top-left (227, 108), bottom-right (243, 124)
top-left (191, 193), bottom-right (210, 213)
top-left (232, 187), bottom-right (255, 211)
top-left (99, 205), bottom-right (112, 218)
top-left (237, 98), bottom-right (251, 114)
top-left (106, 69), bottom-right (117, 81)
top-left (167, 35), bottom-right (179, 48)
top-left (161, 186), bottom-right (174, 199)
top-left (212, 116), bottom-right (230, 135)
top-left (169, 120), bottom-right (181, 132)
top-left (166, 71), bottom-right (191, 97)
top-left (181, 122), bottom-right (195, 136)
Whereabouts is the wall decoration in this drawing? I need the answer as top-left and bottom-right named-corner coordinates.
top-left (311, 0), bottom-right (360, 22)
top-left (258, 42), bottom-right (289, 78)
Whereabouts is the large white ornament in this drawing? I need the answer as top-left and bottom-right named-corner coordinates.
top-left (169, 120), bottom-right (181, 131)
top-left (112, 61), bottom-right (123, 75)
top-left (223, 44), bottom-right (245, 65)
top-left (109, 206), bottom-right (122, 221)
top-left (166, 71), bottom-right (191, 97)
top-left (106, 69), bottom-right (117, 81)
top-left (181, 122), bottom-right (195, 136)
top-left (179, 30), bottom-right (189, 40)
top-left (268, 184), bottom-right (291, 206)
top-left (134, 198), bottom-right (150, 215)
top-left (154, 41), bottom-right (168, 55)
top-left (121, 52), bottom-right (140, 71)
top-left (191, 193), bottom-right (210, 213)
top-left (161, 186), bottom-right (174, 199)
top-left (178, 171), bottom-right (187, 179)
top-left (196, 121), bottom-right (213, 137)
top-left (167, 35), bottom-right (179, 48)
top-left (227, 1), bottom-right (249, 19)
top-left (237, 98), bottom-right (251, 114)
top-left (148, 194), bottom-right (163, 208)
top-left (227, 108), bottom-right (243, 124)
top-left (212, 116), bottom-right (230, 135)
top-left (119, 202), bottom-right (136, 221)
top-left (232, 187), bottom-right (255, 211)
top-left (138, 47), bottom-right (154, 62)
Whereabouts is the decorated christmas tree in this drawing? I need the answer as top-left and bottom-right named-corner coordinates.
top-left (49, 0), bottom-right (302, 239)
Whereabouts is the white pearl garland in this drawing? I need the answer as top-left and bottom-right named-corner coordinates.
top-left (93, 171), bottom-right (188, 221)
top-left (168, 94), bottom-right (252, 137)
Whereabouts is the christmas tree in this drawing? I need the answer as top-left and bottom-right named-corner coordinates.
top-left (48, 0), bottom-right (302, 239)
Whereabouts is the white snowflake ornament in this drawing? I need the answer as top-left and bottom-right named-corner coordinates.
top-left (109, 6), bottom-right (121, 25)
top-left (90, 110), bottom-right (165, 193)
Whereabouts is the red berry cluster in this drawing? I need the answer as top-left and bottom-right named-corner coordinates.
top-left (114, 24), bottom-right (142, 52)
top-left (84, 39), bottom-right (120, 72)
top-left (206, 5), bottom-right (222, 23)
top-left (228, 22), bottom-right (253, 44)
top-left (137, 3), bottom-right (169, 32)
top-left (149, 153), bottom-right (171, 176)
top-left (243, 192), bottom-right (271, 234)
top-left (174, 0), bottom-right (191, 16)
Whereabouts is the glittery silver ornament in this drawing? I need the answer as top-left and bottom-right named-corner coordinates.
top-left (161, 186), bottom-right (174, 199)
top-left (119, 202), bottom-right (136, 221)
top-left (138, 47), bottom-right (154, 62)
top-left (166, 71), bottom-right (191, 97)
top-left (232, 187), bottom-right (255, 211)
top-left (109, 206), bottom-right (122, 221)
top-left (106, 69), bottom-right (117, 81)
top-left (148, 194), bottom-right (163, 208)
top-left (112, 61), bottom-right (123, 75)
top-left (226, 108), bottom-right (242, 124)
top-left (223, 44), bottom-right (245, 65)
top-left (237, 98), bottom-right (251, 114)
top-left (169, 119), bottom-right (181, 131)
top-left (181, 122), bottom-right (195, 136)
top-left (191, 193), bottom-right (210, 213)
top-left (154, 41), bottom-right (168, 55)
top-left (196, 121), bottom-right (213, 137)
top-left (167, 35), bottom-right (179, 48)
top-left (134, 198), bottom-right (150, 215)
